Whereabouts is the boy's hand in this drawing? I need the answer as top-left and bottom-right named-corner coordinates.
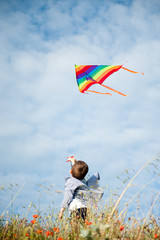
top-left (66, 156), bottom-right (76, 165)
top-left (58, 208), bottom-right (65, 220)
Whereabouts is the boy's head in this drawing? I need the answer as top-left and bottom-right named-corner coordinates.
top-left (71, 161), bottom-right (88, 180)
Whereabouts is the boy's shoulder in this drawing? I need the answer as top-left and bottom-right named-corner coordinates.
top-left (65, 176), bottom-right (86, 189)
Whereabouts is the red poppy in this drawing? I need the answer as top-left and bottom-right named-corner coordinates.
top-left (53, 227), bottom-right (60, 233)
top-left (36, 230), bottom-right (43, 234)
top-left (33, 214), bottom-right (39, 218)
top-left (85, 220), bottom-right (92, 225)
top-left (119, 226), bottom-right (124, 231)
top-left (26, 233), bottom-right (30, 237)
top-left (45, 231), bottom-right (53, 236)
top-left (31, 219), bottom-right (36, 224)
top-left (154, 234), bottom-right (158, 239)
top-left (45, 231), bottom-right (50, 237)
top-left (57, 238), bottom-right (64, 240)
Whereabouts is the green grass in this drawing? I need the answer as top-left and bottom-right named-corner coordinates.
top-left (0, 154), bottom-right (160, 239)
top-left (0, 203), bottom-right (160, 240)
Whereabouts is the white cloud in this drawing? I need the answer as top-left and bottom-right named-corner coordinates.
top-left (0, 0), bottom-right (160, 217)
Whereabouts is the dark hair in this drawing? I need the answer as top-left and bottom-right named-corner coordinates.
top-left (71, 161), bottom-right (88, 180)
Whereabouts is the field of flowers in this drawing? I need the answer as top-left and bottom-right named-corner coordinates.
top-left (0, 203), bottom-right (160, 240)
top-left (0, 156), bottom-right (160, 239)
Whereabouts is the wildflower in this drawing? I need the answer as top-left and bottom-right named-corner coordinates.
top-left (36, 229), bottom-right (43, 234)
top-left (26, 233), bottom-right (30, 237)
top-left (94, 205), bottom-right (98, 207)
top-left (45, 231), bottom-right (50, 237)
top-left (45, 231), bottom-right (53, 236)
top-left (85, 220), bottom-right (92, 225)
top-left (33, 214), bottom-right (39, 218)
top-left (57, 238), bottom-right (64, 240)
top-left (31, 219), bottom-right (36, 224)
top-left (119, 226), bottom-right (124, 231)
top-left (53, 227), bottom-right (60, 233)
top-left (14, 234), bottom-right (17, 237)
top-left (154, 234), bottom-right (158, 239)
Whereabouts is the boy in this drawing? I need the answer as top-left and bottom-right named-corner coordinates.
top-left (58, 156), bottom-right (103, 221)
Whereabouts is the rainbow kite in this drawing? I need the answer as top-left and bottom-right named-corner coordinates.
top-left (75, 65), bottom-right (144, 96)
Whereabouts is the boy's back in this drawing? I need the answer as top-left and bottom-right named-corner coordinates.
top-left (58, 157), bottom-right (103, 221)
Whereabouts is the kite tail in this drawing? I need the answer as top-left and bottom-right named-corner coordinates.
top-left (121, 66), bottom-right (144, 75)
top-left (86, 90), bottom-right (112, 96)
top-left (101, 84), bottom-right (128, 96)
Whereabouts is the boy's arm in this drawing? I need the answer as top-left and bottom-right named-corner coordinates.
top-left (59, 179), bottom-right (74, 220)
top-left (61, 183), bottom-right (74, 208)
top-left (67, 156), bottom-right (76, 166)
top-left (58, 207), bottom-right (65, 220)
top-left (86, 172), bottom-right (100, 186)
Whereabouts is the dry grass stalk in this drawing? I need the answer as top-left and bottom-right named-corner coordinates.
top-left (137, 191), bottom-right (160, 240)
top-left (0, 181), bottom-right (26, 219)
top-left (109, 154), bottom-right (159, 221)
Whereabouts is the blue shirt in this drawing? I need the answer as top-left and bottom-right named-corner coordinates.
top-left (61, 172), bottom-right (103, 209)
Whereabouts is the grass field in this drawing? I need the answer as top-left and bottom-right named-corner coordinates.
top-left (0, 155), bottom-right (160, 239)
top-left (0, 202), bottom-right (159, 239)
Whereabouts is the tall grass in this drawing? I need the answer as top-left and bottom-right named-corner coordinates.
top-left (0, 154), bottom-right (160, 239)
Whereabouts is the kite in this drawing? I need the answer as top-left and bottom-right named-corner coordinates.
top-left (75, 65), bottom-right (144, 96)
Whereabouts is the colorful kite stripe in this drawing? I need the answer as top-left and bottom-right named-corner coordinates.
top-left (75, 65), bottom-right (122, 93)
top-left (75, 64), bottom-right (144, 96)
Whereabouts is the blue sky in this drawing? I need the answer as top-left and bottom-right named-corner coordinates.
top-left (0, 0), bottom-right (160, 219)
